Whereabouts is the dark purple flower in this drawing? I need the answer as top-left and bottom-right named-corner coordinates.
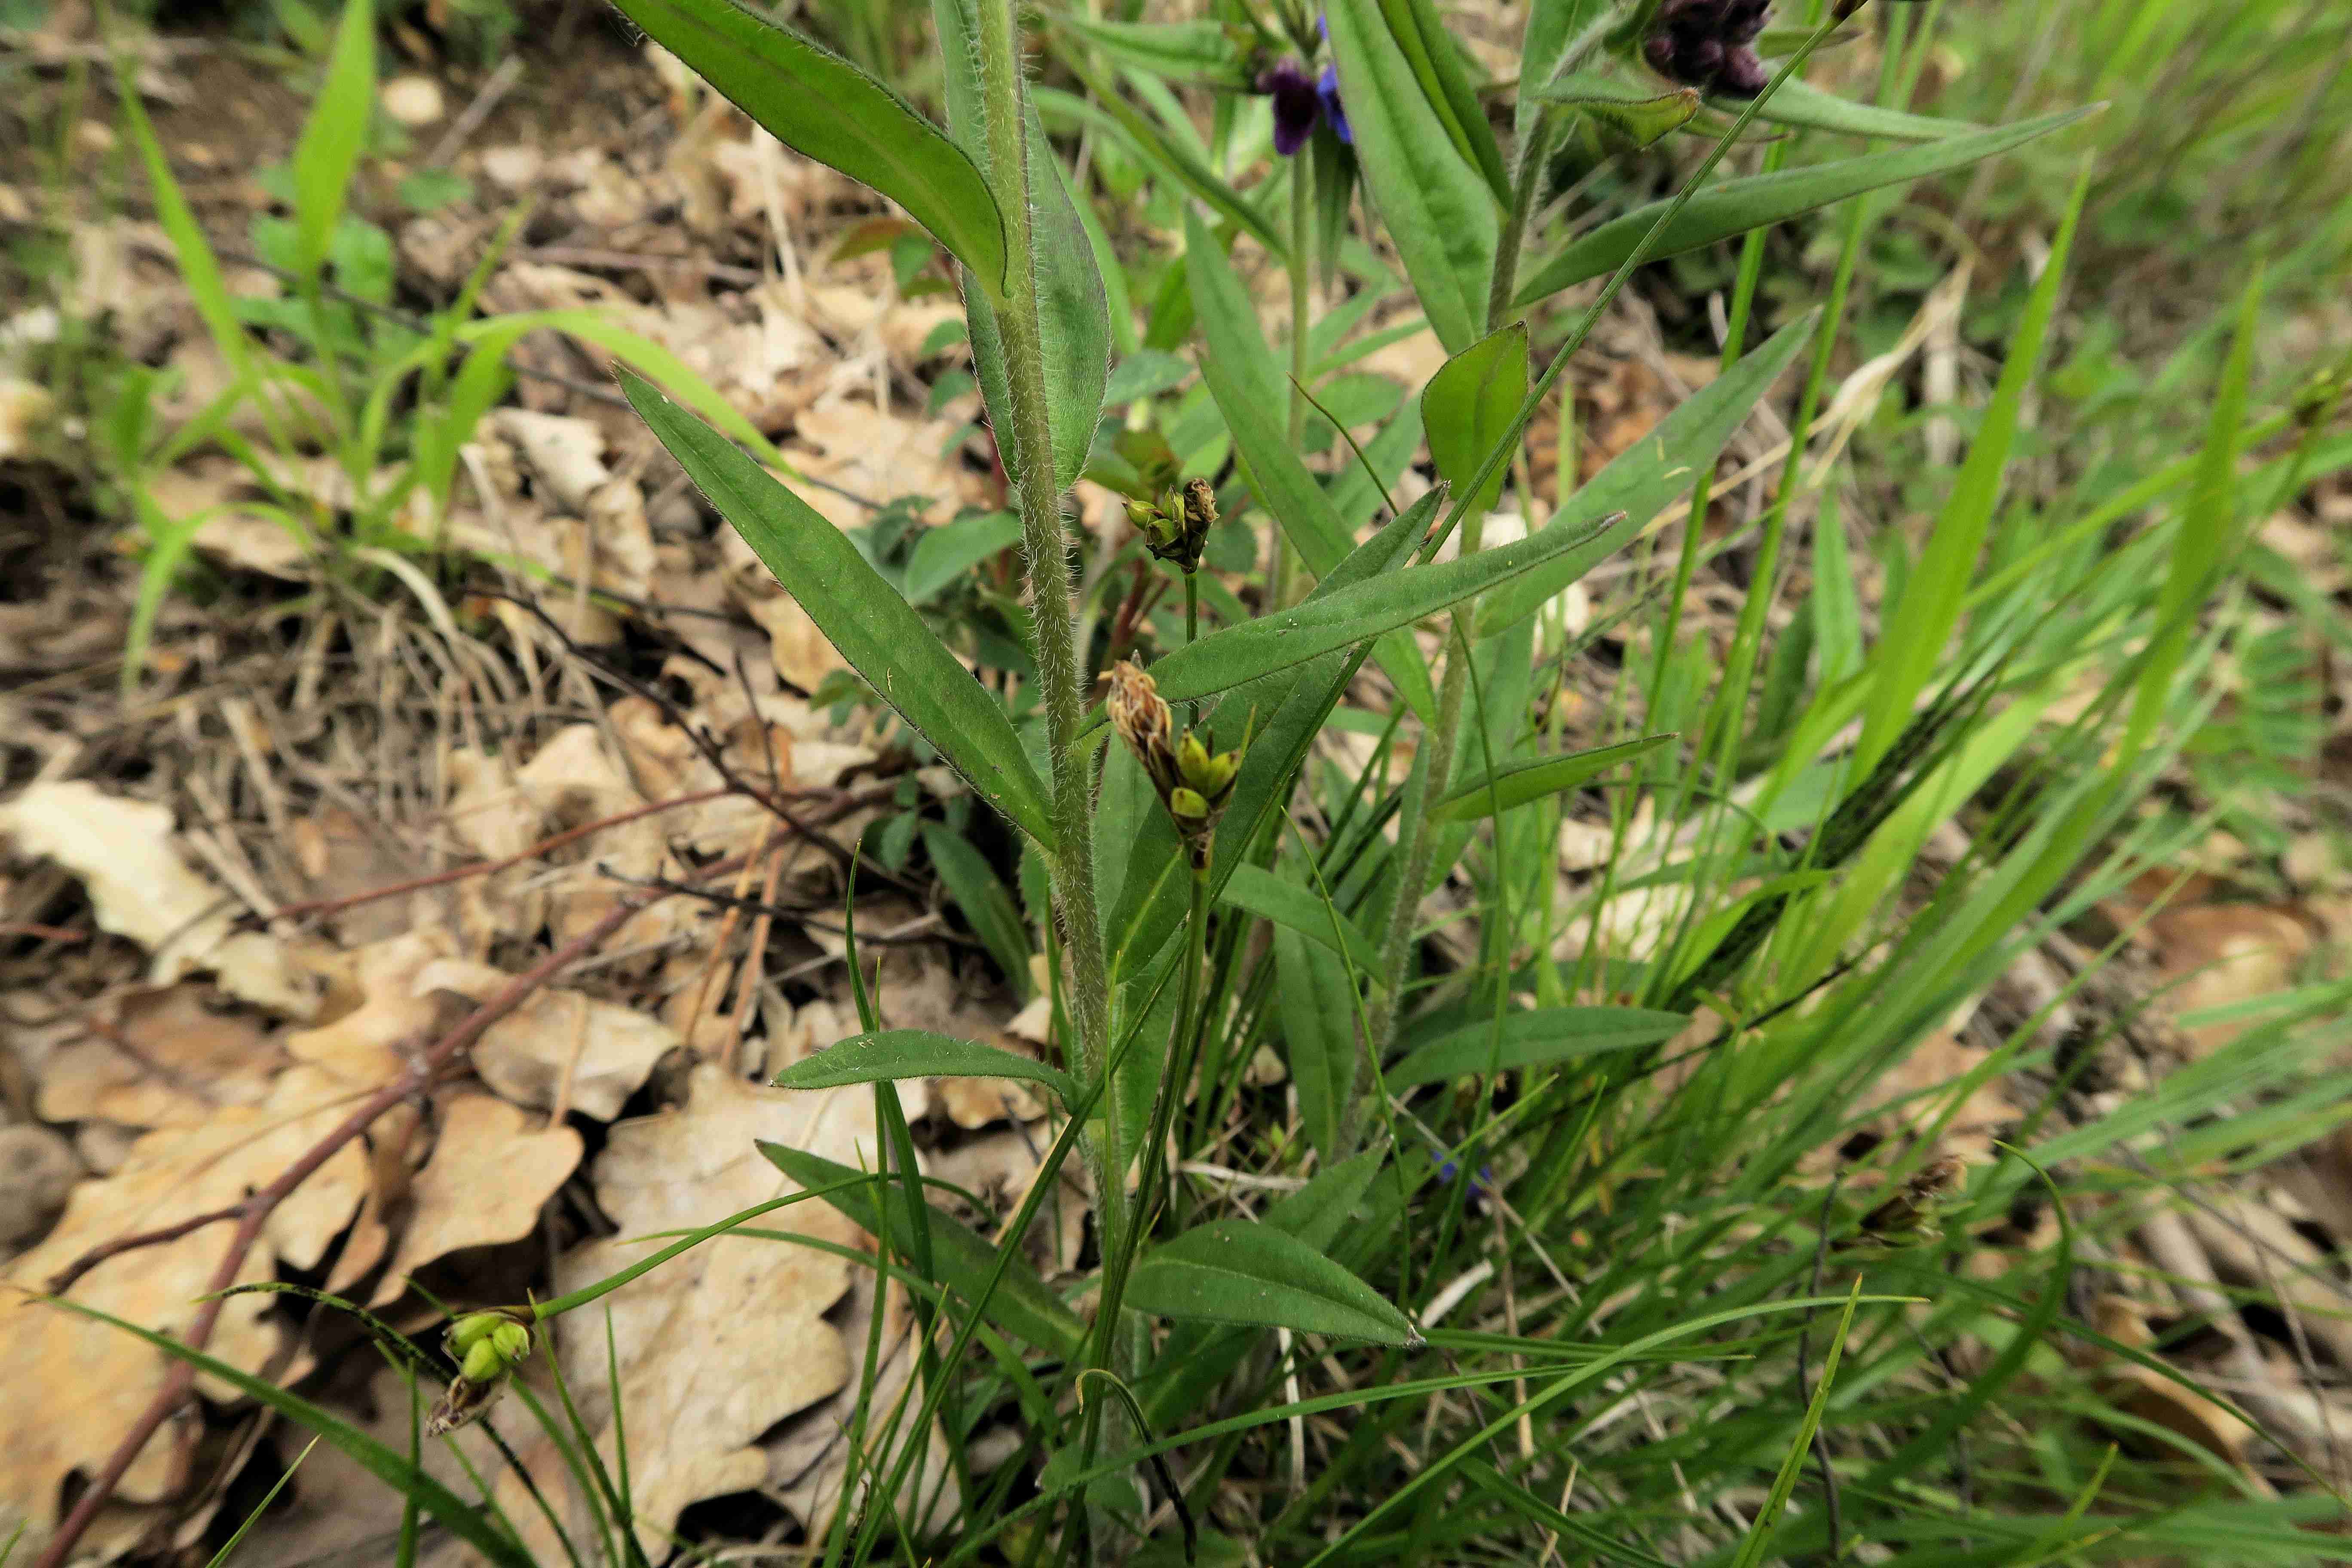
top-left (1257, 59), bottom-right (1323, 156)
top-left (1645, 0), bottom-right (1773, 98)
top-left (1317, 63), bottom-right (1352, 144)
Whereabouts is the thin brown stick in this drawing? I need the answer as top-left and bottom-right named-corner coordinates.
top-left (0, 923), bottom-right (89, 943)
top-left (28, 864), bottom-right (726, 1568)
top-left (43, 1205), bottom-right (247, 1295)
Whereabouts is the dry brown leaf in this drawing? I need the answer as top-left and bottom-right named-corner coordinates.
top-left (417, 957), bottom-right (677, 1121)
top-left (286, 931), bottom-right (456, 1090)
top-left (2147, 903), bottom-right (2314, 1057)
top-left (2090, 1294), bottom-right (2256, 1469)
top-left (776, 397), bottom-right (979, 530)
top-left (512, 1063), bottom-right (882, 1559)
top-left (35, 984), bottom-right (281, 1130)
top-left (492, 409), bottom-right (611, 514)
top-left (0, 1074), bottom-right (376, 1540)
top-left (370, 1095), bottom-right (581, 1305)
top-left (0, 782), bottom-right (317, 1018)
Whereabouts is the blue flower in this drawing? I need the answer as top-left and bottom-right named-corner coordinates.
top-left (1317, 63), bottom-right (1352, 145)
top-left (1256, 59), bottom-right (1323, 156)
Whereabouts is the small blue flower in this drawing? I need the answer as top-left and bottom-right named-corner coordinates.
top-left (1317, 64), bottom-right (1352, 144)
top-left (1256, 59), bottom-right (1323, 156)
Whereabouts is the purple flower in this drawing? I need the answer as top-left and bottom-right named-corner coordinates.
top-left (1645, 0), bottom-right (1773, 98)
top-left (1257, 59), bottom-right (1323, 156)
top-left (1317, 64), bottom-right (1352, 144)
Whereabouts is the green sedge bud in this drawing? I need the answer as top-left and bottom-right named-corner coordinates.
top-left (459, 1338), bottom-right (507, 1384)
top-left (1169, 786), bottom-right (1210, 824)
top-left (1176, 731), bottom-right (1212, 784)
top-left (490, 1320), bottom-right (532, 1363)
top-left (1192, 749), bottom-right (1239, 799)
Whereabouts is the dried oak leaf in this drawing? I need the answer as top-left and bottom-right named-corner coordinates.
top-left (416, 957), bottom-right (676, 1122)
top-left (34, 983), bottom-right (281, 1130)
top-left (370, 1095), bottom-right (581, 1306)
top-left (2146, 903), bottom-right (2315, 1057)
top-left (0, 1075), bottom-right (374, 1540)
top-left (510, 1062), bottom-right (880, 1561)
top-left (0, 782), bottom-right (317, 1019)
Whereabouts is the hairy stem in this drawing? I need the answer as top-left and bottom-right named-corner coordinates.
top-left (1272, 152), bottom-right (1316, 611)
top-left (973, 0), bottom-right (1122, 1284)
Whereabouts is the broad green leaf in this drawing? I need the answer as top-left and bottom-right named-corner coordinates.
top-left (1225, 864), bottom-right (1383, 974)
top-left (1432, 735), bottom-right (1674, 822)
top-left (291, 0), bottom-right (375, 282)
top-left (609, 0), bottom-right (1007, 298)
top-left (1514, 106), bottom-right (2097, 307)
top-left (1724, 75), bottom-right (1981, 141)
top-left (1263, 1148), bottom-right (1387, 1250)
top-left (1325, 0), bottom-right (1498, 351)
top-left (904, 509), bottom-right (1021, 604)
top-left (1139, 503), bottom-right (1616, 707)
top-left (1387, 1006), bottom-right (1688, 1086)
top-left (1422, 322), bottom-right (1527, 519)
top-left (1476, 311), bottom-right (1816, 636)
top-left (1372, 0), bottom-right (1510, 203)
top-left (42, 1298), bottom-right (538, 1568)
top-left (932, 0), bottom-right (1110, 493)
top-left (1125, 1218), bottom-right (1419, 1344)
top-left (1274, 928), bottom-right (1361, 1159)
top-left (1543, 72), bottom-right (1700, 150)
top-left (1857, 159), bottom-right (2087, 773)
top-left (772, 1028), bottom-right (1077, 1105)
top-left (1053, 15), bottom-right (1251, 87)
top-left (922, 822), bottom-right (1035, 995)
top-left (1103, 350), bottom-right (1196, 404)
top-left (621, 374), bottom-right (1057, 848)
top-left (758, 1143), bottom-right (1086, 1357)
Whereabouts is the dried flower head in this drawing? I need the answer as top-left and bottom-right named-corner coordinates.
top-left (1105, 659), bottom-right (1247, 863)
top-left (1107, 660), bottom-right (1176, 774)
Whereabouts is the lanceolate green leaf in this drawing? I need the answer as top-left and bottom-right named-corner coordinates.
top-left (621, 375), bottom-right (1057, 848)
top-left (1224, 864), bottom-right (1383, 974)
top-left (1053, 14), bottom-right (1252, 88)
top-left (1324, 0), bottom-right (1498, 352)
top-left (758, 1144), bottom-right (1086, 1358)
top-left (608, 0), bottom-right (1008, 298)
top-left (1141, 504), bottom-right (1616, 707)
top-left (291, 0), bottom-right (375, 282)
top-left (43, 1298), bottom-right (538, 1568)
top-left (1544, 72), bottom-right (1701, 150)
top-left (1476, 311), bottom-right (1816, 637)
top-left (1125, 1219), bottom-right (1420, 1344)
top-left (922, 823), bottom-right (1035, 998)
top-left (936, 0), bottom-right (1109, 493)
top-left (1422, 322), bottom-right (1528, 520)
top-left (1372, 0), bottom-right (1510, 203)
top-left (1274, 928), bottom-right (1362, 1160)
top-left (1387, 1006), bottom-right (1689, 1086)
top-left (1432, 734), bottom-right (1675, 822)
top-left (772, 1029), bottom-right (1078, 1105)
top-left (1721, 75), bottom-right (1981, 141)
top-left (1515, 106), bottom-right (2097, 307)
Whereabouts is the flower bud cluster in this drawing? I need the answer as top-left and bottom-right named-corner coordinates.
top-left (1126, 477), bottom-right (1221, 575)
top-left (1107, 660), bottom-right (1244, 864)
top-left (1642, 0), bottom-right (1772, 98)
top-left (428, 1306), bottom-right (536, 1435)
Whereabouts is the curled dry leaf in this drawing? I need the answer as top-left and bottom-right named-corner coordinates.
top-left (2145, 902), bottom-right (2315, 1057)
top-left (370, 1095), bottom-right (581, 1305)
top-left (0, 782), bottom-right (318, 1019)
top-left (416, 957), bottom-right (677, 1122)
top-left (513, 1063), bottom-right (885, 1559)
top-left (34, 983), bottom-right (281, 1130)
top-left (2089, 1293), bottom-right (2257, 1471)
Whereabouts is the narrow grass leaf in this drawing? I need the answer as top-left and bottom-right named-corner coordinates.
top-left (922, 822), bottom-right (1035, 996)
top-left (1422, 322), bottom-right (1528, 519)
top-left (1387, 1006), bottom-right (1687, 1086)
top-left (1727, 1282), bottom-right (1861, 1568)
top-left (622, 374), bottom-right (1057, 847)
top-left (1514, 107), bottom-right (2096, 306)
top-left (40, 1298), bottom-right (537, 1568)
top-left (1273, 928), bottom-right (1363, 1159)
top-left (1857, 158), bottom-right (2088, 772)
top-left (1476, 311), bottom-right (1815, 635)
top-left (608, 0), bottom-right (1007, 297)
top-left (757, 1143), bottom-right (1087, 1358)
top-left (1125, 1218), bottom-right (1420, 1344)
top-left (772, 1029), bottom-right (1078, 1105)
top-left (1324, 0), bottom-right (1498, 350)
top-left (1432, 734), bottom-right (1674, 821)
top-left (1719, 75), bottom-right (1980, 141)
top-left (290, 0), bottom-right (375, 280)
top-left (1142, 504), bottom-right (1612, 706)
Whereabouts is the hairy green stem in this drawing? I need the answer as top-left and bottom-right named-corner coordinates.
top-left (1272, 153), bottom-right (1316, 612)
top-left (1487, 109), bottom-right (1553, 331)
top-left (973, 0), bottom-right (1123, 1295)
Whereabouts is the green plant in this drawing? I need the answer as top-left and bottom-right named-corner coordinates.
top-left (48, 0), bottom-right (2352, 1565)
